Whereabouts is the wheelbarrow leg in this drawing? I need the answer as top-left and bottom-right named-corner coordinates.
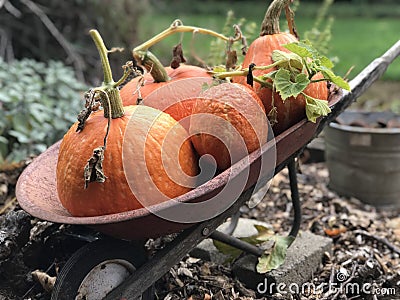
top-left (223, 210), bottom-right (240, 235)
top-left (288, 157), bottom-right (301, 238)
top-left (210, 230), bottom-right (264, 256)
top-left (210, 158), bottom-right (302, 255)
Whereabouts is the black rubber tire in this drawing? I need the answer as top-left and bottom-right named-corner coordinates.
top-left (51, 238), bottom-right (154, 300)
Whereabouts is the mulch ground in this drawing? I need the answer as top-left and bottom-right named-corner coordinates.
top-left (1, 156), bottom-right (400, 299)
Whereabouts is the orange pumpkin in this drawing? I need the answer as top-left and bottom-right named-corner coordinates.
top-left (189, 83), bottom-right (268, 170)
top-left (120, 64), bottom-right (211, 106)
top-left (120, 56), bottom-right (212, 130)
top-left (233, 0), bottom-right (328, 135)
top-left (56, 30), bottom-right (198, 217)
top-left (57, 105), bottom-right (198, 217)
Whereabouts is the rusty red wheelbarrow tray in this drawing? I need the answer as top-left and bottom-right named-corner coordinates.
top-left (15, 91), bottom-right (336, 240)
top-left (15, 41), bottom-right (400, 299)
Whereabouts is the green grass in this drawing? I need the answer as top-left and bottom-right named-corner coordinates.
top-left (138, 1), bottom-right (400, 80)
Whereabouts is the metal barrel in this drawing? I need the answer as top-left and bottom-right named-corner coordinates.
top-left (324, 111), bottom-right (400, 207)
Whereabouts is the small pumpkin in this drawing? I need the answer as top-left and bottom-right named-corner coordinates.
top-left (189, 82), bottom-right (268, 170)
top-left (233, 0), bottom-right (328, 135)
top-left (57, 30), bottom-right (198, 217)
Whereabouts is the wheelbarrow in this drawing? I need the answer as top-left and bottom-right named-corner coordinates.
top-left (16, 40), bottom-right (400, 299)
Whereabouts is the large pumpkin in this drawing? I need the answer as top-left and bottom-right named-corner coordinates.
top-left (233, 0), bottom-right (328, 135)
top-left (189, 82), bottom-right (268, 170)
top-left (57, 105), bottom-right (198, 216)
top-left (57, 30), bottom-right (198, 217)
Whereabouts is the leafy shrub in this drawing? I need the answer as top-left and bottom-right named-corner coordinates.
top-left (207, 0), bottom-right (336, 68)
top-left (0, 58), bottom-right (87, 164)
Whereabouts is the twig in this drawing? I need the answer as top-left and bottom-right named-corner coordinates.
top-left (0, 197), bottom-right (17, 215)
top-left (3, 0), bottom-right (22, 17)
top-left (354, 230), bottom-right (400, 255)
top-left (373, 252), bottom-right (390, 274)
top-left (21, 262), bottom-right (55, 298)
top-left (330, 263), bottom-right (358, 300)
top-left (20, 0), bottom-right (85, 81)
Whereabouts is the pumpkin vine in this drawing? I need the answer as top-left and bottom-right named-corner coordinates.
top-left (132, 19), bottom-right (245, 83)
top-left (211, 0), bottom-right (350, 127)
top-left (80, 29), bottom-right (134, 188)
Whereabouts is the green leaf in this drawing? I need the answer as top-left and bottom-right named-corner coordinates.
top-left (317, 66), bottom-right (351, 91)
top-left (0, 91), bottom-right (12, 103)
top-left (271, 50), bottom-right (304, 71)
top-left (213, 240), bottom-right (244, 262)
top-left (213, 65), bottom-right (227, 73)
top-left (303, 93), bottom-right (332, 123)
top-left (0, 136), bottom-right (8, 144)
top-left (256, 235), bottom-right (295, 274)
top-left (284, 40), bottom-right (335, 71)
top-left (9, 130), bottom-right (30, 144)
top-left (11, 113), bottom-right (30, 133)
top-left (284, 40), bottom-right (316, 59)
top-left (284, 40), bottom-right (349, 91)
top-left (213, 225), bottom-right (275, 263)
top-left (319, 55), bottom-right (334, 69)
top-left (274, 69), bottom-right (310, 100)
top-left (30, 103), bottom-right (51, 123)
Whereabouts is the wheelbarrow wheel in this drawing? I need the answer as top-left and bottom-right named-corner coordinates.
top-left (51, 238), bottom-right (154, 300)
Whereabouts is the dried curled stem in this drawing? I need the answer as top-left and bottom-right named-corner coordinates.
top-left (83, 89), bottom-right (112, 189)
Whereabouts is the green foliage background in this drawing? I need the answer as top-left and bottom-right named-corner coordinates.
top-left (0, 58), bottom-right (86, 163)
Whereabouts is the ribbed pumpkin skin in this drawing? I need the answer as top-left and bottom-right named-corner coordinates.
top-left (137, 76), bottom-right (213, 132)
top-left (56, 105), bottom-right (198, 217)
top-left (190, 83), bottom-right (268, 170)
top-left (233, 33), bottom-right (328, 135)
top-left (120, 65), bottom-right (210, 106)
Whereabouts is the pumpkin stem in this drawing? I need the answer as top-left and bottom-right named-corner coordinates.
top-left (89, 29), bottom-right (124, 119)
top-left (133, 50), bottom-right (170, 83)
top-left (285, 4), bottom-right (299, 39)
top-left (260, 0), bottom-right (292, 36)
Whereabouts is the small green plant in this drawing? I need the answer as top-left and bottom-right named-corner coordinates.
top-left (207, 10), bottom-right (257, 67)
top-left (303, 0), bottom-right (335, 59)
top-left (0, 58), bottom-right (87, 164)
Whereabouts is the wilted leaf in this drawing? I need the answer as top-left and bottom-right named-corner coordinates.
top-left (213, 235), bottom-right (261, 263)
top-left (304, 94), bottom-right (331, 123)
top-left (272, 50), bottom-right (303, 71)
top-left (213, 240), bottom-right (243, 261)
top-left (253, 224), bottom-right (275, 241)
top-left (256, 235), bottom-right (295, 273)
top-left (31, 270), bottom-right (56, 293)
top-left (213, 227), bottom-right (268, 263)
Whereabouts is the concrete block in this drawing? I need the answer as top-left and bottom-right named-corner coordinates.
top-left (190, 218), bottom-right (272, 264)
top-left (231, 231), bottom-right (333, 297)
